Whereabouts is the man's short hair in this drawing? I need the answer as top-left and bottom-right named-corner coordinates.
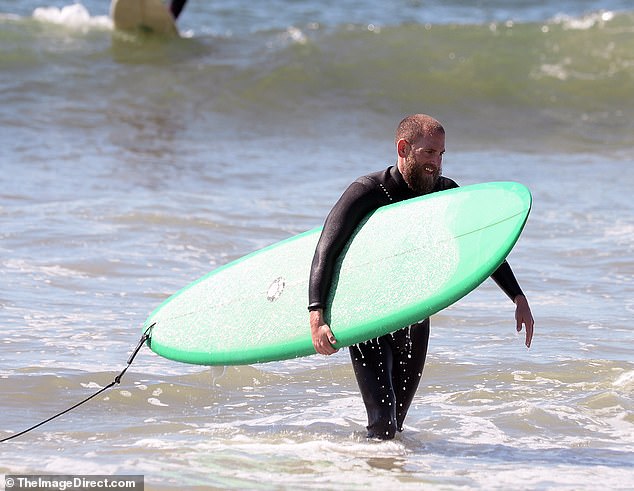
top-left (395, 114), bottom-right (445, 146)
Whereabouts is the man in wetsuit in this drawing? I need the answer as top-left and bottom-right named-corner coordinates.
top-left (308, 114), bottom-right (534, 440)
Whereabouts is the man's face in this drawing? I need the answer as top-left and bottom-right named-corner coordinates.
top-left (400, 132), bottom-right (445, 194)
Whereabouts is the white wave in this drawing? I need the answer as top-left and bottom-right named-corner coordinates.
top-left (32, 3), bottom-right (112, 31)
top-left (552, 10), bottom-right (614, 30)
top-left (614, 370), bottom-right (634, 389)
top-left (3, 258), bottom-right (88, 279)
top-left (550, 10), bottom-right (615, 30)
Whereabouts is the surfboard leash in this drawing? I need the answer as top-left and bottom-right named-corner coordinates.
top-left (0, 323), bottom-right (155, 443)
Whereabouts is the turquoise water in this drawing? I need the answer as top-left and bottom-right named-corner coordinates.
top-left (1, 1), bottom-right (633, 489)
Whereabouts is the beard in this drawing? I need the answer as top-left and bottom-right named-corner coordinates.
top-left (401, 154), bottom-right (441, 195)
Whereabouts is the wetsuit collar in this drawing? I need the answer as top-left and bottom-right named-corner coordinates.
top-left (390, 165), bottom-right (409, 190)
top-left (389, 165), bottom-right (419, 199)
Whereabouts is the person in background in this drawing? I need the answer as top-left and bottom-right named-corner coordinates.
top-left (308, 113), bottom-right (535, 440)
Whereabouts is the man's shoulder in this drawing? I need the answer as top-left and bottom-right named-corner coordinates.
top-left (355, 167), bottom-right (392, 187)
top-left (437, 176), bottom-right (459, 191)
top-left (345, 167), bottom-right (396, 205)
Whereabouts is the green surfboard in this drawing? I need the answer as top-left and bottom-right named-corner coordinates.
top-left (143, 182), bottom-right (531, 365)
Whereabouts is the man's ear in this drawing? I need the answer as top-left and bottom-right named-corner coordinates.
top-left (397, 138), bottom-right (410, 158)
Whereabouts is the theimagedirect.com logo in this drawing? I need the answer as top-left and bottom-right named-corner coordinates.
top-left (5, 475), bottom-right (144, 490)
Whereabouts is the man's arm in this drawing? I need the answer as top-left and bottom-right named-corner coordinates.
top-left (491, 261), bottom-right (534, 347)
top-left (308, 181), bottom-right (383, 311)
top-left (308, 181), bottom-right (384, 354)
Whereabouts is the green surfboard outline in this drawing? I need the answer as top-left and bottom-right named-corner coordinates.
top-left (143, 182), bottom-right (531, 365)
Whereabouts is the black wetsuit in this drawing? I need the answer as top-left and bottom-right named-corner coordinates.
top-left (170, 0), bottom-right (187, 20)
top-left (308, 165), bottom-right (524, 439)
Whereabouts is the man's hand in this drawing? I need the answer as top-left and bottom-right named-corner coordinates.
top-left (310, 309), bottom-right (339, 355)
top-left (514, 295), bottom-right (534, 348)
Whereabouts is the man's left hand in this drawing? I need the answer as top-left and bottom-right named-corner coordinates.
top-left (514, 295), bottom-right (534, 348)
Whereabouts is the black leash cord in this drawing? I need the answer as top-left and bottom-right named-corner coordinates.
top-left (0, 324), bottom-right (154, 443)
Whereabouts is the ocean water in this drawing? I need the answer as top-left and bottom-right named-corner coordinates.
top-left (1, 1), bottom-right (633, 489)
